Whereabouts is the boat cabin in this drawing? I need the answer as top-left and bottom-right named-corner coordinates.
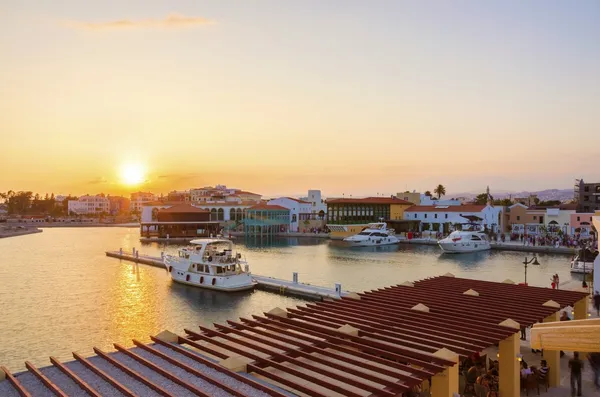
top-left (175, 239), bottom-right (246, 276)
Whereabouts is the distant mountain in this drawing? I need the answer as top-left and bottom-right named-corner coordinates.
top-left (449, 188), bottom-right (574, 202)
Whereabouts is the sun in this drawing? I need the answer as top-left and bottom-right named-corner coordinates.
top-left (120, 163), bottom-right (146, 186)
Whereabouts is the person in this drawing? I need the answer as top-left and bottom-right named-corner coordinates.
top-left (588, 353), bottom-right (600, 390)
top-left (551, 274), bottom-right (557, 289)
top-left (520, 326), bottom-right (527, 340)
top-left (561, 311), bottom-right (571, 321)
top-left (538, 359), bottom-right (549, 385)
top-left (521, 361), bottom-right (532, 378)
top-left (467, 362), bottom-right (483, 386)
top-left (556, 273), bottom-right (560, 289)
top-left (569, 352), bottom-right (584, 397)
top-left (594, 291), bottom-right (600, 317)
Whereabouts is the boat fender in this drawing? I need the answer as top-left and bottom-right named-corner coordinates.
top-left (208, 256), bottom-right (213, 262)
top-left (168, 266), bottom-right (172, 273)
top-left (200, 276), bottom-right (204, 284)
top-left (186, 274), bottom-right (190, 281)
top-left (212, 278), bottom-right (216, 286)
top-left (237, 253), bottom-right (242, 259)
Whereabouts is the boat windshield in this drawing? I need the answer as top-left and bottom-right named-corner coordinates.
top-left (358, 232), bottom-right (371, 236)
top-left (214, 264), bottom-right (242, 275)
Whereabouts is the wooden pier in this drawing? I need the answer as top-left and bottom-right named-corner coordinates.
top-left (105, 250), bottom-right (354, 300)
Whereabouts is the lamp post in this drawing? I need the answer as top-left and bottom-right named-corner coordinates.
top-left (522, 256), bottom-right (540, 285)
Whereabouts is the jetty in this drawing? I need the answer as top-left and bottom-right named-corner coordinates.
top-left (399, 237), bottom-right (576, 254)
top-left (105, 250), bottom-right (354, 300)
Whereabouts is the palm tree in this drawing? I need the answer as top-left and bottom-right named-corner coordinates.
top-left (424, 191), bottom-right (432, 197)
top-left (434, 184), bottom-right (446, 199)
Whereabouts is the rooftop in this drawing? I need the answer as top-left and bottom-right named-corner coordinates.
top-left (405, 204), bottom-right (487, 212)
top-left (157, 203), bottom-right (209, 214)
top-left (327, 197), bottom-right (413, 205)
top-left (248, 204), bottom-right (290, 211)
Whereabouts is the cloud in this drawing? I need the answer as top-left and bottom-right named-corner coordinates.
top-left (68, 13), bottom-right (214, 31)
top-left (88, 177), bottom-right (108, 185)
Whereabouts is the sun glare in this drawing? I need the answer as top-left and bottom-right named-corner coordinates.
top-left (120, 163), bottom-right (146, 186)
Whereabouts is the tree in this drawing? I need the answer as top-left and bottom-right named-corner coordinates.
top-left (474, 193), bottom-right (492, 205)
top-left (425, 191), bottom-right (432, 197)
top-left (492, 198), bottom-right (513, 206)
top-left (433, 185), bottom-right (446, 200)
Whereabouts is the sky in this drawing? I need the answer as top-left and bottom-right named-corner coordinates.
top-left (1, 0), bottom-right (599, 198)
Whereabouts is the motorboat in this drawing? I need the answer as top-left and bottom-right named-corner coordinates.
top-left (570, 248), bottom-right (597, 274)
top-left (343, 223), bottom-right (400, 247)
top-left (163, 238), bottom-right (256, 291)
top-left (438, 225), bottom-right (491, 253)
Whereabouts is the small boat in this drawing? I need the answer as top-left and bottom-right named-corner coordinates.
top-left (343, 222), bottom-right (400, 247)
top-left (570, 248), bottom-right (597, 274)
top-left (438, 225), bottom-right (491, 253)
top-left (164, 238), bottom-right (256, 291)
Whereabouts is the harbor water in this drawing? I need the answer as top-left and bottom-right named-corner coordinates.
top-left (0, 227), bottom-right (584, 372)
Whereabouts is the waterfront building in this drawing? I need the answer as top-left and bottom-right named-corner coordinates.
top-left (300, 189), bottom-right (327, 217)
top-left (267, 197), bottom-right (315, 232)
top-left (505, 203), bottom-right (577, 235)
top-left (576, 178), bottom-right (600, 213)
top-left (140, 203), bottom-right (220, 238)
top-left (570, 212), bottom-right (595, 236)
top-left (166, 190), bottom-right (190, 202)
top-left (107, 195), bottom-right (130, 215)
top-left (190, 185), bottom-right (262, 204)
top-left (326, 197), bottom-right (413, 239)
top-left (243, 203), bottom-right (290, 239)
top-left (593, 215), bottom-right (600, 289)
top-left (130, 191), bottom-right (156, 214)
top-left (67, 194), bottom-right (110, 215)
top-left (395, 191), bottom-right (420, 204)
top-left (404, 204), bottom-right (503, 233)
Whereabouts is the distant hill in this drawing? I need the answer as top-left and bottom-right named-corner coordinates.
top-left (449, 188), bottom-right (574, 202)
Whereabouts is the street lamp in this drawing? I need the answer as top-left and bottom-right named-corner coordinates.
top-left (522, 256), bottom-right (540, 285)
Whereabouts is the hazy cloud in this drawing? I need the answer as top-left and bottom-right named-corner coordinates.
top-left (68, 13), bottom-right (214, 31)
top-left (88, 177), bottom-right (108, 185)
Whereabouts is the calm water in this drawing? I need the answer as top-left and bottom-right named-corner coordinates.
top-left (0, 227), bottom-right (580, 371)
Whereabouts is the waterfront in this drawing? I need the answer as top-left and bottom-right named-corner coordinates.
top-left (0, 227), bottom-right (585, 372)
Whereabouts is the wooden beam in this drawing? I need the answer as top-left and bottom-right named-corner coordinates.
top-left (50, 356), bottom-right (101, 397)
top-left (25, 361), bottom-right (67, 397)
top-left (0, 365), bottom-right (32, 397)
top-left (531, 325), bottom-right (600, 352)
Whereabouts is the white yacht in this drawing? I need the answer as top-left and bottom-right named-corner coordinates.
top-left (438, 226), bottom-right (491, 253)
top-left (570, 248), bottom-right (597, 274)
top-left (343, 223), bottom-right (400, 247)
top-left (164, 239), bottom-right (256, 292)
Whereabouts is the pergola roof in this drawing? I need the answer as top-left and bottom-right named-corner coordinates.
top-left (1, 275), bottom-right (589, 397)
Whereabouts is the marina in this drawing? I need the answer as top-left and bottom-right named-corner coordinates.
top-left (105, 248), bottom-right (355, 300)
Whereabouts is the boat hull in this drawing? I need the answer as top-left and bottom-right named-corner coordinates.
top-left (438, 241), bottom-right (491, 253)
top-left (570, 261), bottom-right (594, 274)
top-left (345, 238), bottom-right (400, 247)
top-left (171, 277), bottom-right (256, 291)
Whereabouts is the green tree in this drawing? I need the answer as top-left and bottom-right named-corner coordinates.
top-left (474, 193), bottom-right (490, 205)
top-left (492, 198), bottom-right (513, 206)
top-left (425, 191), bottom-right (432, 197)
top-left (433, 185), bottom-right (446, 199)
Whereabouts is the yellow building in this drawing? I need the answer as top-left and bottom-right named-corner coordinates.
top-left (326, 197), bottom-right (413, 239)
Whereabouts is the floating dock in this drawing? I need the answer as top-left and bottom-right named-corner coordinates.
top-left (105, 250), bottom-right (354, 300)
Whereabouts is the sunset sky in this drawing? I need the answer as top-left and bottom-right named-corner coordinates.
top-left (1, 0), bottom-right (599, 197)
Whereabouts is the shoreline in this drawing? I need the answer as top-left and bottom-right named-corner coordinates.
top-left (39, 223), bottom-right (139, 228)
top-left (399, 238), bottom-right (577, 255)
top-left (0, 228), bottom-right (43, 239)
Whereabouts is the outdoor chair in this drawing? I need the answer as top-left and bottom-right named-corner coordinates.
top-left (523, 373), bottom-right (539, 396)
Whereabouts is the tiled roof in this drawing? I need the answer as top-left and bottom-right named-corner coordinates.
top-left (237, 190), bottom-right (262, 196)
top-left (327, 197), bottom-right (413, 205)
top-left (405, 205), bottom-right (487, 212)
top-left (157, 203), bottom-right (209, 213)
top-left (248, 204), bottom-right (290, 211)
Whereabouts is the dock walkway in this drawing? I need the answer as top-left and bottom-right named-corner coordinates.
top-left (105, 250), bottom-right (353, 300)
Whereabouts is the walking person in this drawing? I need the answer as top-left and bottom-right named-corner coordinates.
top-left (569, 352), bottom-right (584, 397)
top-left (594, 291), bottom-right (600, 317)
top-left (588, 352), bottom-right (600, 390)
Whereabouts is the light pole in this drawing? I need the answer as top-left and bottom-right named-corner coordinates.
top-left (522, 256), bottom-right (540, 285)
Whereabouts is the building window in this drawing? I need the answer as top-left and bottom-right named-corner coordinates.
top-left (533, 216), bottom-right (536, 220)
top-left (414, 214), bottom-right (417, 219)
top-left (424, 214), bottom-right (427, 219)
top-left (596, 186), bottom-right (600, 193)
top-left (584, 196), bottom-right (589, 201)
top-left (577, 216), bottom-right (580, 221)
top-left (445, 214), bottom-right (448, 219)
top-left (516, 216), bottom-right (520, 221)
top-left (584, 186), bottom-right (589, 192)
top-left (434, 214), bottom-right (438, 219)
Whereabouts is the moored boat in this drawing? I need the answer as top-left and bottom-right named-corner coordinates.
top-left (164, 238), bottom-right (256, 291)
top-left (570, 248), bottom-right (597, 274)
top-left (343, 222), bottom-right (400, 247)
top-left (438, 225), bottom-right (491, 253)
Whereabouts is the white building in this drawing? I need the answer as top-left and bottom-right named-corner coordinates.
top-left (130, 192), bottom-right (156, 213)
top-left (267, 197), bottom-right (313, 232)
top-left (404, 204), bottom-right (503, 233)
top-left (189, 186), bottom-right (261, 204)
top-left (67, 195), bottom-right (110, 215)
top-left (300, 190), bottom-right (327, 217)
top-left (419, 195), bottom-right (462, 206)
